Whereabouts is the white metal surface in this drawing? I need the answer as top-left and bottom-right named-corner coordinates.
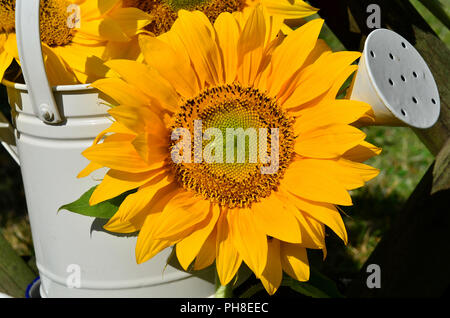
top-left (350, 28), bottom-right (440, 128)
top-left (15, 0), bottom-right (62, 124)
top-left (0, 0), bottom-right (216, 297)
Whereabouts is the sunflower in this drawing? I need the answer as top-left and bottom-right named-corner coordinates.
top-left (123, 0), bottom-right (318, 36)
top-left (81, 6), bottom-right (380, 295)
top-left (0, 0), bottom-right (17, 81)
top-left (0, 0), bottom-right (151, 85)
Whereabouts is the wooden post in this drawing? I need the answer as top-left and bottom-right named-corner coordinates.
top-left (346, 139), bottom-right (450, 297)
top-left (0, 231), bottom-right (36, 298)
top-left (309, 0), bottom-right (450, 296)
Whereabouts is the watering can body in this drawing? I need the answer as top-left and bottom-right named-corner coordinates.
top-left (0, 0), bottom-right (215, 298)
top-left (2, 82), bottom-right (215, 298)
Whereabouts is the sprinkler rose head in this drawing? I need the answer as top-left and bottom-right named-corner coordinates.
top-left (350, 28), bottom-right (440, 129)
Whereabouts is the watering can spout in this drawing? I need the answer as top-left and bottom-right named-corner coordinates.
top-left (349, 28), bottom-right (440, 129)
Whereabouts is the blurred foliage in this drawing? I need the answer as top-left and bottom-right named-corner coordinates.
top-left (412, 0), bottom-right (450, 45)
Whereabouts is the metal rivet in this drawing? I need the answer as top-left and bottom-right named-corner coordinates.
top-left (39, 104), bottom-right (54, 122)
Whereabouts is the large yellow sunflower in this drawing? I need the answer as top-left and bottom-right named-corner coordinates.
top-left (123, 0), bottom-right (318, 36)
top-left (0, 0), bottom-right (151, 85)
top-left (81, 6), bottom-right (380, 295)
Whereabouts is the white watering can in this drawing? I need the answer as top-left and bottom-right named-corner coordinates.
top-left (350, 28), bottom-right (440, 128)
top-left (0, 2), bottom-right (440, 298)
top-left (0, 0), bottom-right (215, 298)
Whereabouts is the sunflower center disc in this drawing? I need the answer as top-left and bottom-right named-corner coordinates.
top-left (39, 0), bottom-right (76, 47)
top-left (171, 83), bottom-right (295, 209)
top-left (0, 0), bottom-right (16, 33)
top-left (123, 0), bottom-right (245, 36)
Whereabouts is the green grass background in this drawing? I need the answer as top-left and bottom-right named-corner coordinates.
top-left (0, 0), bottom-right (448, 293)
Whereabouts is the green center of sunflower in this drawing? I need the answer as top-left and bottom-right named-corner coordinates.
top-left (123, 0), bottom-right (246, 36)
top-left (171, 83), bottom-right (295, 209)
top-left (0, 0), bottom-right (76, 46)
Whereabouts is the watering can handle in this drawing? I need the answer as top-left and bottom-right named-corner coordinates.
top-left (15, 0), bottom-right (63, 124)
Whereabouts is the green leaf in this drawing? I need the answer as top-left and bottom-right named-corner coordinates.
top-left (282, 268), bottom-right (344, 298)
top-left (416, 0), bottom-right (450, 30)
top-left (58, 186), bottom-right (135, 219)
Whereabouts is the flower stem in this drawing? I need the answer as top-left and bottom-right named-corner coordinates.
top-left (214, 271), bottom-right (233, 298)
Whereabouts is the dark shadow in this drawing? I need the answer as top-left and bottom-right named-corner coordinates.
top-left (89, 217), bottom-right (138, 238)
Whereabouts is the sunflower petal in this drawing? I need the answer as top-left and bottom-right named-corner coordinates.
top-left (261, 0), bottom-right (318, 19)
top-left (77, 162), bottom-right (103, 178)
top-left (135, 235), bottom-right (175, 265)
top-left (268, 19), bottom-right (324, 97)
top-left (282, 159), bottom-right (353, 206)
top-left (252, 195), bottom-right (302, 243)
top-left (343, 141), bottom-right (382, 162)
top-left (295, 124), bottom-right (367, 159)
top-left (0, 50), bottom-right (13, 82)
top-left (176, 204), bottom-right (220, 270)
top-left (91, 77), bottom-right (150, 107)
top-left (107, 7), bottom-right (152, 37)
top-left (139, 35), bottom-right (199, 98)
top-left (293, 207), bottom-right (326, 248)
top-left (287, 193), bottom-right (348, 244)
top-left (260, 238), bottom-right (282, 295)
top-left (79, 0), bottom-right (120, 19)
top-left (194, 227), bottom-right (217, 271)
top-left (105, 59), bottom-right (179, 112)
top-left (135, 213), bottom-right (190, 264)
top-left (82, 138), bottom-right (154, 173)
top-left (280, 242), bottom-right (310, 281)
top-left (294, 100), bottom-right (372, 134)
top-left (282, 51), bottom-right (361, 109)
top-left (237, 5), bottom-right (266, 86)
top-left (214, 12), bottom-right (240, 85)
top-left (106, 173), bottom-right (171, 222)
top-left (229, 208), bottom-right (268, 277)
top-left (108, 105), bottom-right (166, 135)
top-left (171, 10), bottom-right (222, 87)
top-left (149, 192), bottom-right (211, 240)
top-left (103, 214), bottom-right (142, 234)
top-left (216, 209), bottom-right (242, 286)
top-left (89, 167), bottom-right (165, 205)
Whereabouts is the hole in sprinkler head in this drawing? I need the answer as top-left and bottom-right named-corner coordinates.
top-left (388, 78), bottom-right (394, 86)
top-left (412, 97), bottom-right (418, 104)
top-left (401, 42), bottom-right (407, 48)
top-left (370, 50), bottom-right (375, 58)
top-left (401, 75), bottom-right (406, 82)
top-left (431, 98), bottom-right (436, 104)
top-left (389, 53), bottom-right (394, 60)
top-left (413, 71), bottom-right (418, 78)
top-left (401, 108), bottom-right (407, 116)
